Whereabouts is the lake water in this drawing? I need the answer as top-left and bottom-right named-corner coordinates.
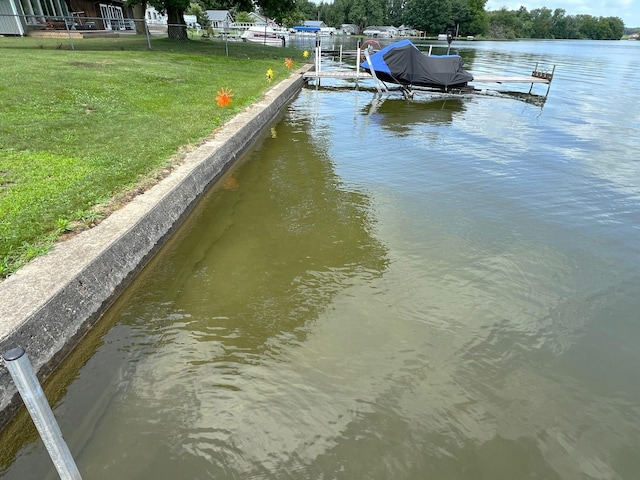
top-left (1, 39), bottom-right (639, 479)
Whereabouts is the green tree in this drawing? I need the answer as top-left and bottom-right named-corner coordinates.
top-left (448, 0), bottom-right (488, 36)
top-left (465, 0), bottom-right (488, 36)
top-left (388, 0), bottom-right (405, 26)
top-left (550, 8), bottom-right (567, 38)
top-left (300, 0), bottom-right (320, 18)
top-left (281, 10), bottom-right (306, 27)
top-left (203, 0), bottom-right (252, 12)
top-left (186, 1), bottom-right (211, 29)
top-left (405, 0), bottom-right (452, 34)
top-left (600, 16), bottom-right (624, 39)
top-left (319, 1), bottom-right (343, 27)
top-left (259, 0), bottom-right (296, 23)
top-left (488, 7), bottom-right (519, 38)
top-left (235, 11), bottom-right (253, 22)
top-left (550, 9), bottom-right (581, 39)
top-left (562, 15), bottom-right (581, 38)
top-left (450, 0), bottom-right (471, 33)
top-left (349, 0), bottom-right (386, 29)
top-left (335, 0), bottom-right (354, 26)
top-left (515, 6), bottom-right (532, 37)
top-left (146, 0), bottom-right (191, 39)
top-left (529, 7), bottom-right (553, 38)
top-left (577, 14), bottom-right (598, 39)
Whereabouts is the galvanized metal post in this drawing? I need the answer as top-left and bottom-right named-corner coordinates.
top-left (356, 41), bottom-right (361, 87)
top-left (3, 348), bottom-right (83, 480)
top-left (144, 19), bottom-right (152, 50)
top-left (64, 16), bottom-right (75, 51)
top-left (315, 34), bottom-right (321, 73)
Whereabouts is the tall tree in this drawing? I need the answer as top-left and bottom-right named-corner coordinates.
top-left (388, 0), bottom-right (405, 26)
top-left (405, 0), bottom-right (452, 34)
top-left (529, 7), bottom-right (553, 38)
top-left (204, 0), bottom-right (252, 10)
top-left (186, 1), bottom-right (211, 29)
top-left (449, 0), bottom-right (489, 36)
top-left (335, 0), bottom-right (354, 26)
top-left (515, 6), bottom-right (532, 37)
top-left (487, 7), bottom-right (520, 38)
top-left (143, 0), bottom-right (191, 39)
top-left (298, 0), bottom-right (320, 19)
top-left (450, 0), bottom-right (471, 33)
top-left (319, 1), bottom-right (343, 27)
top-left (577, 14), bottom-right (599, 39)
top-left (348, 0), bottom-right (386, 29)
top-left (599, 16), bottom-right (624, 39)
top-left (260, 0), bottom-right (296, 23)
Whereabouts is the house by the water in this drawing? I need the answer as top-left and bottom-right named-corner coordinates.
top-left (206, 9), bottom-right (233, 30)
top-left (362, 25), bottom-right (399, 38)
top-left (340, 23), bottom-right (359, 35)
top-left (0, 0), bottom-right (139, 35)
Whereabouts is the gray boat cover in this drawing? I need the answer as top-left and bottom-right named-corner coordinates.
top-left (361, 39), bottom-right (473, 88)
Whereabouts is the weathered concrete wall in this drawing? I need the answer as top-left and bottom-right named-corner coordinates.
top-left (0, 69), bottom-right (308, 430)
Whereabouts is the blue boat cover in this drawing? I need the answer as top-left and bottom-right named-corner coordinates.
top-left (361, 39), bottom-right (473, 88)
top-left (293, 26), bottom-right (321, 32)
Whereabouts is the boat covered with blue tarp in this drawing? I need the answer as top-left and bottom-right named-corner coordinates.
top-left (293, 25), bottom-right (321, 32)
top-left (361, 39), bottom-right (473, 89)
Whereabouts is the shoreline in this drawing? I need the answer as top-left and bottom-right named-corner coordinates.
top-left (0, 67), bottom-right (309, 430)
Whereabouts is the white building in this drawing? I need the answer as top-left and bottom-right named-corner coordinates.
top-left (145, 5), bottom-right (166, 25)
top-left (363, 25), bottom-right (398, 38)
top-left (340, 23), bottom-right (359, 35)
top-left (205, 10), bottom-right (233, 29)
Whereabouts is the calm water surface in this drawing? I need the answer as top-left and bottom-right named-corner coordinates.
top-left (1, 40), bottom-right (640, 479)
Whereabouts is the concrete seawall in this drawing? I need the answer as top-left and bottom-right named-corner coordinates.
top-left (0, 69), bottom-right (308, 429)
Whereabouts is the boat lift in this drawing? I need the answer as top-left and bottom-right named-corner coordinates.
top-left (303, 41), bottom-right (556, 100)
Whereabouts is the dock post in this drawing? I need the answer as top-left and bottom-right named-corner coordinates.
top-left (315, 34), bottom-right (321, 85)
top-left (544, 65), bottom-right (556, 98)
top-left (3, 348), bottom-right (83, 480)
top-left (356, 40), bottom-right (361, 87)
top-left (528, 62), bottom-right (539, 94)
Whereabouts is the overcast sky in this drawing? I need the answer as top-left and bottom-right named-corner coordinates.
top-left (484, 0), bottom-right (639, 27)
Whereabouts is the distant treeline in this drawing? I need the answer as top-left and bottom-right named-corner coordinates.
top-left (293, 0), bottom-right (625, 39)
top-left (487, 7), bottom-right (624, 40)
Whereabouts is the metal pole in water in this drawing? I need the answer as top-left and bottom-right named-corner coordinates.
top-left (2, 348), bottom-right (83, 480)
top-left (355, 40), bottom-right (361, 88)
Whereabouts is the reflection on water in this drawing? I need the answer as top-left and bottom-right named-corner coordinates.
top-left (364, 97), bottom-right (467, 133)
top-left (2, 40), bottom-right (640, 480)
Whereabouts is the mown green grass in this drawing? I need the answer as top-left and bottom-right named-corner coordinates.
top-left (0, 36), bottom-right (306, 277)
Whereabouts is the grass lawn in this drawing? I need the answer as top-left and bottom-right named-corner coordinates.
top-left (0, 35), bottom-right (308, 278)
